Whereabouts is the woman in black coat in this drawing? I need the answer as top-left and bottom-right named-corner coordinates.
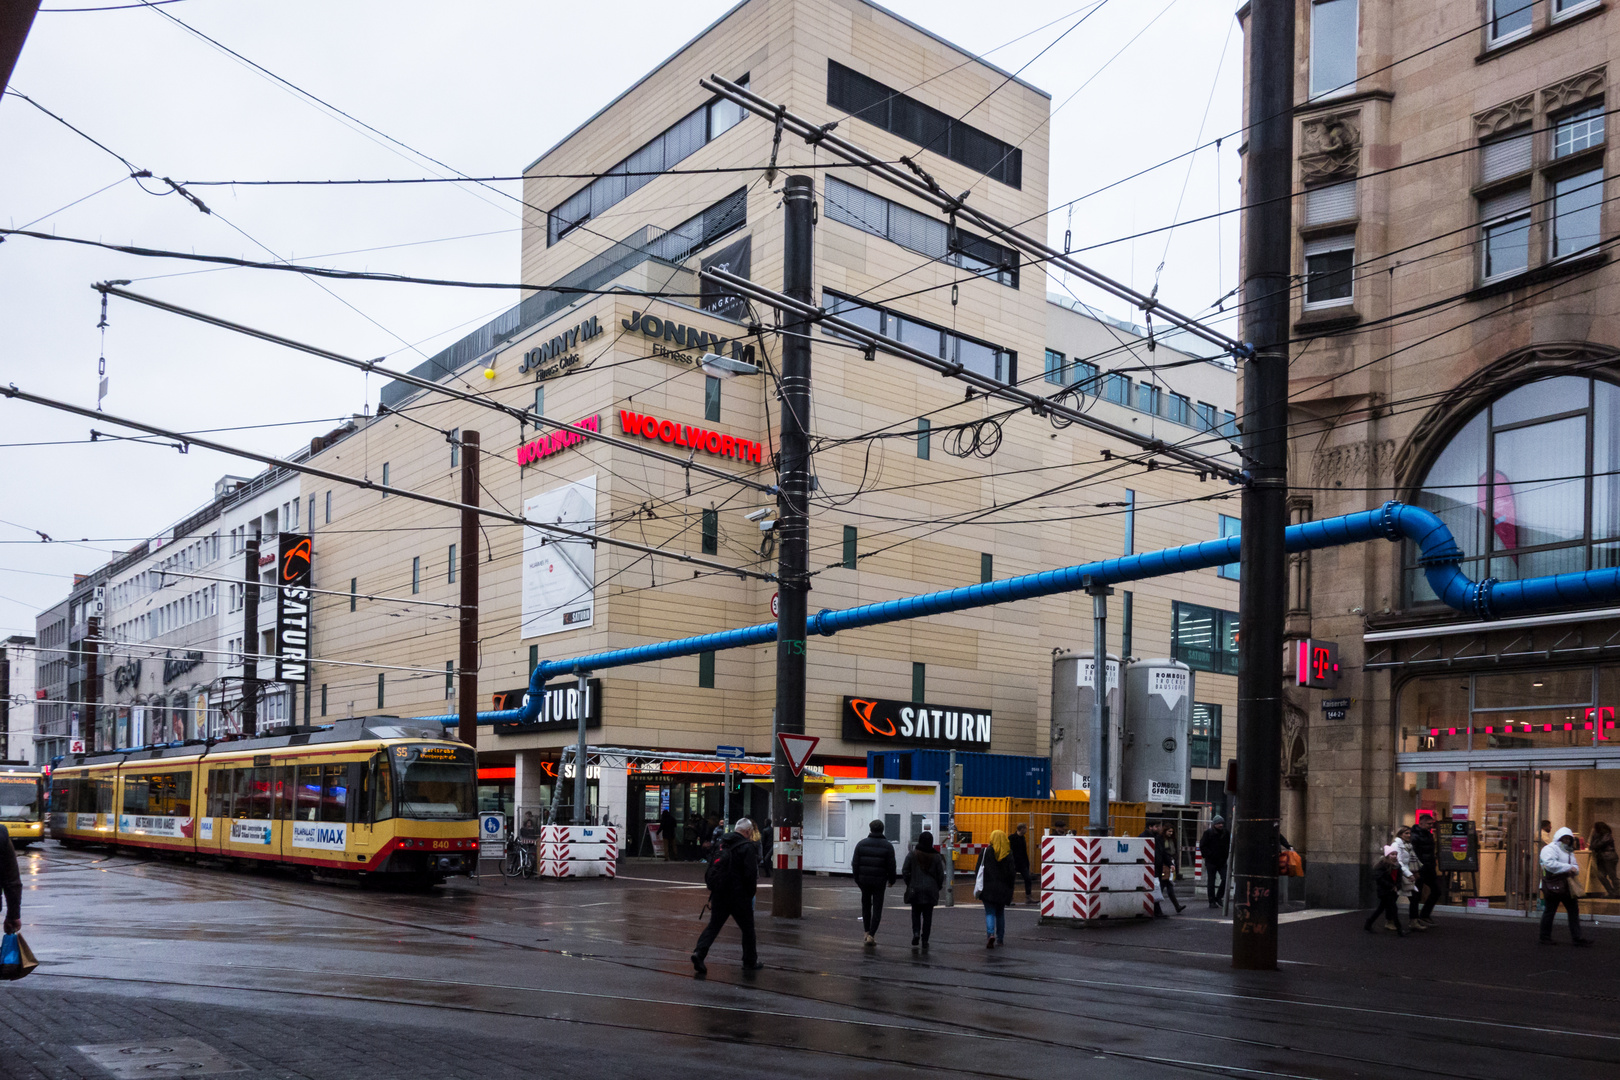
top-left (901, 832), bottom-right (948, 949)
top-left (976, 830), bottom-right (1017, 948)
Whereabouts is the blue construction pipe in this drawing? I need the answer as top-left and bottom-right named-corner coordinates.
top-left (419, 501), bottom-right (1620, 726)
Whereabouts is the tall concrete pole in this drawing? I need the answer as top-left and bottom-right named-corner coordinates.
top-left (457, 431), bottom-right (480, 747)
top-left (1232, 0), bottom-right (1295, 971)
top-left (573, 671), bottom-right (589, 823)
top-left (771, 174), bottom-right (815, 919)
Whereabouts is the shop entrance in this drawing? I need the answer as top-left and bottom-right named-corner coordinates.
top-left (1401, 767), bottom-right (1620, 912)
top-left (626, 773), bottom-right (771, 858)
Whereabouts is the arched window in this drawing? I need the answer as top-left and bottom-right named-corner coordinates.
top-left (1406, 375), bottom-right (1620, 604)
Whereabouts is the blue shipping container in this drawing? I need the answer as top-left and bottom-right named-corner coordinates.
top-left (866, 749), bottom-right (1050, 811)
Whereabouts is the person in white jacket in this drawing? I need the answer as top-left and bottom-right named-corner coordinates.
top-left (1538, 827), bottom-right (1592, 946)
top-left (1393, 828), bottom-right (1420, 912)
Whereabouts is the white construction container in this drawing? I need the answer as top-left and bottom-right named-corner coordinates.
top-left (798, 776), bottom-right (941, 874)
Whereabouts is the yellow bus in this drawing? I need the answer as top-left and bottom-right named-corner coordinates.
top-left (0, 761), bottom-right (46, 848)
top-left (50, 717), bottom-right (477, 885)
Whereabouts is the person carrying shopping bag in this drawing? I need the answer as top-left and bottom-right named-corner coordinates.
top-left (975, 830), bottom-right (1016, 948)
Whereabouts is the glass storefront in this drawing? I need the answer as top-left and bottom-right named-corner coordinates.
top-left (1395, 661), bottom-right (1620, 911)
top-left (625, 773), bottom-right (770, 859)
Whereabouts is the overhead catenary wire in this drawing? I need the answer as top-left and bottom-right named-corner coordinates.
top-left (94, 285), bottom-right (777, 496)
top-left (699, 75), bottom-right (1245, 359)
top-left (0, 384), bottom-right (774, 581)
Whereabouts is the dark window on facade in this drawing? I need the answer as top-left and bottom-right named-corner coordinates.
top-left (349, 578), bottom-right (357, 613)
top-left (320, 684), bottom-right (327, 717)
top-left (529, 644), bottom-right (538, 670)
top-left (912, 662), bottom-right (926, 703)
top-left (1172, 601), bottom-right (1240, 675)
top-left (823, 290), bottom-right (1015, 383)
top-left (448, 543), bottom-right (457, 584)
top-left (827, 60), bottom-right (1022, 188)
top-left (701, 509), bottom-right (719, 555)
top-left (705, 375), bottom-right (721, 422)
top-left (411, 557), bottom-right (421, 595)
top-left (381, 462), bottom-right (390, 493)
top-left (1123, 489), bottom-right (1136, 555)
top-left (980, 552), bottom-right (993, 583)
top-left (450, 429), bottom-right (460, 468)
top-left (445, 662), bottom-right (454, 700)
top-left (843, 526), bottom-right (858, 569)
top-left (1303, 235), bottom-right (1355, 306)
top-left (1190, 703), bottom-right (1223, 768)
top-left (377, 673), bottom-right (385, 709)
top-left (325, 490), bottom-right (331, 523)
top-left (1044, 349), bottom-right (1066, 386)
top-left (917, 418), bottom-right (931, 460)
top-left (698, 650), bottom-right (716, 689)
top-left (824, 177), bottom-right (1018, 286)
top-left (548, 79), bottom-right (749, 245)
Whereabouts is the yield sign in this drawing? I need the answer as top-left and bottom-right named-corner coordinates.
top-left (776, 733), bottom-right (820, 776)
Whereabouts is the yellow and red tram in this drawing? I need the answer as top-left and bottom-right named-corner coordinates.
top-left (1, 760), bottom-right (47, 848)
top-left (50, 717), bottom-right (478, 883)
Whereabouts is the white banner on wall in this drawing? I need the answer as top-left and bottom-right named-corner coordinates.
top-left (522, 475), bottom-right (598, 639)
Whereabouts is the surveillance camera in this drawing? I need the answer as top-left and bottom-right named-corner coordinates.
top-left (744, 508), bottom-right (772, 522)
top-left (758, 519), bottom-right (777, 532)
top-left (1349, 606), bottom-right (1365, 615)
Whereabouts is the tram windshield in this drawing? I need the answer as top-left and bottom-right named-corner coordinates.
top-left (0, 778), bottom-right (41, 821)
top-left (394, 745), bottom-right (476, 820)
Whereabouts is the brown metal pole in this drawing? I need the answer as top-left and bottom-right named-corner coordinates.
top-left (457, 431), bottom-right (480, 746)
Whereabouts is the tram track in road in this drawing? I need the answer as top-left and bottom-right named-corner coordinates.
top-left (35, 852), bottom-right (1589, 1080)
top-left (38, 849), bottom-right (1619, 1078)
top-left (28, 968), bottom-right (1331, 1080)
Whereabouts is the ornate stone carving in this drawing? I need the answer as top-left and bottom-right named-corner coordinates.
top-left (1311, 439), bottom-right (1396, 486)
top-left (1473, 94), bottom-right (1534, 139)
top-left (1393, 342), bottom-right (1620, 488)
top-left (1282, 699), bottom-right (1308, 781)
top-left (1542, 67), bottom-right (1605, 114)
top-left (1300, 113), bottom-right (1361, 183)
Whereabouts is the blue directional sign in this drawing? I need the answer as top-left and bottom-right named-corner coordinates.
top-left (715, 745), bottom-right (746, 759)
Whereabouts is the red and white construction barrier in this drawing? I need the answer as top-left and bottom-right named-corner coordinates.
top-left (1194, 851), bottom-right (1204, 882)
top-left (538, 824), bottom-right (619, 879)
top-left (1039, 833), bottom-right (1154, 924)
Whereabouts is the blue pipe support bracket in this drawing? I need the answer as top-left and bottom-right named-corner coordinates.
top-left (420, 501), bottom-right (1620, 726)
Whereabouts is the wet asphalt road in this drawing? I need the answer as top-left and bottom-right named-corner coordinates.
top-left (2, 843), bottom-right (1617, 1079)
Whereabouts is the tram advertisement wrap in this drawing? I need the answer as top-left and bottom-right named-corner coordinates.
top-left (230, 821), bottom-right (273, 845)
top-left (120, 815), bottom-right (194, 839)
top-left (292, 823), bottom-right (347, 850)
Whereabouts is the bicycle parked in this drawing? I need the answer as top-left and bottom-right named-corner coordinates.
top-left (502, 835), bottom-right (537, 879)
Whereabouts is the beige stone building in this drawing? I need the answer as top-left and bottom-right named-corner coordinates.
top-left (296, 0), bottom-right (1241, 850)
top-left (1249, 0), bottom-right (1620, 908)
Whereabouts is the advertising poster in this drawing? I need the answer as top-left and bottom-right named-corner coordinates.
top-left (522, 475), bottom-right (597, 639)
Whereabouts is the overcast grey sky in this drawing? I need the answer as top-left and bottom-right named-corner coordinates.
top-left (0, 0), bottom-right (1240, 635)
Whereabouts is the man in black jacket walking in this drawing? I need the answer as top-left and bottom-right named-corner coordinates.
top-left (851, 820), bottom-right (898, 946)
top-left (1010, 824), bottom-right (1034, 903)
top-left (1409, 819), bottom-right (1440, 929)
top-left (691, 819), bottom-right (763, 977)
top-left (1199, 817), bottom-right (1230, 908)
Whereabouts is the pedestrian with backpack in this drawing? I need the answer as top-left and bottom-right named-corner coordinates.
top-left (851, 819), bottom-right (898, 946)
top-left (691, 818), bottom-right (763, 977)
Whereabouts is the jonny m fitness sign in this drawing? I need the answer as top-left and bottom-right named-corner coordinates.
top-left (841, 697), bottom-right (993, 751)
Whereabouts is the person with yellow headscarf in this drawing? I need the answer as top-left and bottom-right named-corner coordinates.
top-left (975, 829), bottom-right (1017, 947)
